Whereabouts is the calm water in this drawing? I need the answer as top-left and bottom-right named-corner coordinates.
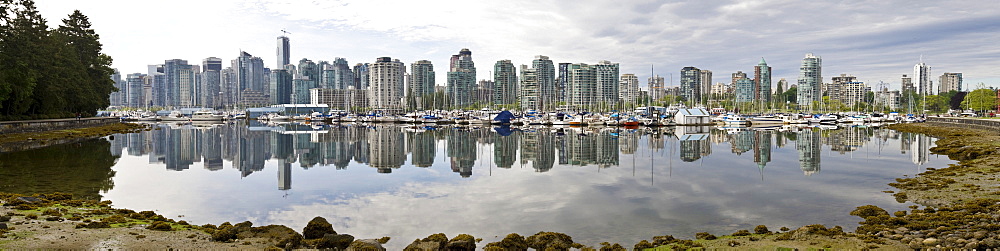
top-left (0, 121), bottom-right (952, 248)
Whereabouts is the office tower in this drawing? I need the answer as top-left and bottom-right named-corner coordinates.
top-left (699, 70), bottom-right (713, 103)
top-left (164, 59), bottom-right (195, 107)
top-left (292, 59), bottom-right (317, 104)
top-left (680, 66), bottom-right (701, 104)
top-left (829, 74), bottom-right (857, 103)
top-left (648, 75), bottom-right (665, 102)
top-left (277, 35), bottom-right (290, 68)
top-left (493, 60), bottom-right (518, 105)
top-left (901, 74), bottom-right (915, 93)
top-left (298, 58), bottom-right (319, 83)
top-left (233, 51), bottom-right (266, 106)
top-left (595, 60), bottom-right (620, 105)
top-left (566, 63), bottom-right (596, 108)
top-left (368, 57), bottom-right (406, 111)
top-left (201, 57), bottom-right (223, 108)
top-left (843, 81), bottom-right (869, 108)
top-left (913, 62), bottom-right (932, 95)
top-left (125, 73), bottom-right (146, 108)
top-left (797, 53), bottom-right (822, 111)
top-left (734, 78), bottom-right (754, 103)
top-left (558, 62), bottom-right (569, 102)
top-left (109, 69), bottom-right (123, 106)
top-left (270, 69), bottom-right (292, 104)
top-left (619, 73), bottom-right (640, 104)
top-left (409, 60), bottom-right (435, 109)
top-left (533, 56), bottom-right (556, 108)
top-left (447, 48), bottom-right (476, 107)
top-left (754, 58), bottom-right (771, 102)
top-left (520, 65), bottom-right (541, 110)
top-left (220, 67), bottom-right (236, 107)
top-left (938, 72), bottom-right (963, 93)
top-left (330, 58), bottom-right (354, 89)
top-left (353, 63), bottom-right (370, 89)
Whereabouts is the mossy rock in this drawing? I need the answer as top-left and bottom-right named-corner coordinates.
top-left (695, 232), bottom-right (717, 240)
top-left (314, 233), bottom-right (354, 249)
top-left (302, 216), bottom-right (336, 239)
top-left (146, 221), bottom-right (173, 231)
top-left (754, 225), bottom-right (771, 234)
top-left (445, 234), bottom-right (476, 250)
top-left (525, 231), bottom-right (579, 251)
top-left (75, 221), bottom-right (110, 229)
top-left (484, 233), bottom-right (528, 251)
top-left (347, 239), bottom-right (386, 251)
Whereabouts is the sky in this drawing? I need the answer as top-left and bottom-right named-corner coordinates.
top-left (35, 0), bottom-right (1000, 92)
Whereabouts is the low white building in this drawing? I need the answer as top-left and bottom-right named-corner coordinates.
top-left (674, 108), bottom-right (712, 125)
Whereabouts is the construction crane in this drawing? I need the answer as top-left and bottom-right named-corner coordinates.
top-left (281, 29), bottom-right (291, 35)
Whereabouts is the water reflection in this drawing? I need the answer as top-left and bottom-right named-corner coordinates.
top-left (107, 122), bottom-right (938, 191)
top-left (0, 138), bottom-right (118, 199)
top-left (80, 122), bottom-right (949, 248)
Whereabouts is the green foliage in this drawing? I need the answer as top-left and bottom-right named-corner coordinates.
top-left (962, 87), bottom-right (997, 112)
top-left (0, 1), bottom-right (115, 120)
top-left (924, 95), bottom-right (949, 113)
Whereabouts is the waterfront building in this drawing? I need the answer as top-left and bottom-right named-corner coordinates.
top-left (164, 59), bottom-right (196, 107)
top-left (125, 73), bottom-right (146, 108)
top-left (680, 66), bottom-right (701, 104)
top-left (797, 53), bottom-right (822, 111)
top-left (328, 58), bottom-right (355, 90)
top-left (533, 56), bottom-right (556, 109)
top-left (938, 72), bottom-right (963, 93)
top-left (648, 75), bottom-right (665, 102)
top-left (829, 74), bottom-right (857, 104)
top-left (520, 65), bottom-right (541, 111)
top-left (557, 62), bottom-right (569, 103)
top-left (595, 61), bottom-right (620, 106)
top-left (353, 63), bottom-right (370, 90)
top-left (270, 69), bottom-right (292, 104)
top-left (710, 82), bottom-right (728, 99)
top-left (914, 62), bottom-right (932, 95)
top-left (368, 57), bottom-right (406, 112)
top-left (876, 89), bottom-right (901, 110)
top-left (202, 57), bottom-right (223, 108)
top-left (843, 81), bottom-right (870, 108)
top-left (298, 58), bottom-right (319, 85)
top-left (447, 48), bottom-right (476, 108)
top-left (797, 129), bottom-right (821, 175)
top-left (566, 63), bottom-right (596, 109)
top-left (619, 73), bottom-right (640, 104)
top-left (493, 60), bottom-right (518, 105)
top-left (277, 35), bottom-right (290, 68)
top-left (109, 69), bottom-right (123, 107)
top-left (754, 58), bottom-right (771, 102)
top-left (408, 60), bottom-right (435, 109)
top-left (234, 51), bottom-right (267, 106)
top-left (699, 70), bottom-right (713, 104)
top-left (310, 88), bottom-right (368, 110)
top-left (734, 78), bottom-right (754, 103)
top-left (901, 74), bottom-right (915, 93)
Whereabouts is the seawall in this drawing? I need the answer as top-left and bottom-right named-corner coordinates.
top-left (0, 117), bottom-right (121, 135)
top-left (926, 116), bottom-right (1000, 129)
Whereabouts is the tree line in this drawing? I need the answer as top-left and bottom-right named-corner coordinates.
top-left (0, 0), bottom-right (115, 120)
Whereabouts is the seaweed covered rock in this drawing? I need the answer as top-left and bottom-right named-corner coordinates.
top-left (347, 239), bottom-right (386, 251)
top-left (445, 234), bottom-right (476, 250)
top-left (405, 233), bottom-right (449, 251)
top-left (484, 233), bottom-right (528, 251)
top-left (525, 232), bottom-right (580, 251)
top-left (303, 216), bottom-right (336, 239)
top-left (314, 233), bottom-right (355, 249)
top-left (598, 242), bottom-right (626, 251)
top-left (75, 221), bottom-right (110, 229)
top-left (146, 221), bottom-right (173, 231)
top-left (210, 221), bottom-right (303, 249)
top-left (754, 225), bottom-right (771, 234)
top-left (694, 232), bottom-right (716, 240)
top-left (775, 224), bottom-right (845, 240)
top-left (851, 205), bottom-right (889, 219)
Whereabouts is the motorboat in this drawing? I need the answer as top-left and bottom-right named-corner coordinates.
top-left (722, 114), bottom-right (748, 125)
top-left (748, 115), bottom-right (783, 125)
top-left (190, 111), bottom-right (225, 121)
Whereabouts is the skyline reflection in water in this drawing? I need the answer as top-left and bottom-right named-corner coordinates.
top-left (98, 121), bottom-right (947, 248)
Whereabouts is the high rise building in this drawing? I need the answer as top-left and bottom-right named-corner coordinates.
top-left (369, 57), bottom-right (406, 111)
top-left (164, 59), bottom-right (195, 107)
top-left (557, 62), bottom-right (569, 102)
top-left (901, 74), bottom-right (915, 93)
top-left (566, 63), bottom-right (596, 108)
top-left (520, 65), bottom-right (541, 111)
top-left (447, 48), bottom-right (476, 108)
top-left (797, 53), bottom-right (822, 111)
top-left (409, 60), bottom-right (435, 109)
top-left (353, 63), bottom-right (370, 89)
top-left (734, 78), bottom-right (754, 103)
top-left (277, 35), bottom-right (290, 68)
top-left (914, 62), bottom-right (932, 95)
top-left (331, 58), bottom-right (354, 89)
top-left (843, 81), bottom-right (870, 108)
top-left (648, 75), bottom-right (665, 102)
top-left (731, 71), bottom-right (747, 85)
top-left (533, 56), bottom-right (556, 108)
top-left (493, 60), bottom-right (517, 105)
top-left (476, 80), bottom-right (494, 103)
top-left (595, 60), bottom-right (620, 105)
top-left (234, 51), bottom-right (266, 106)
top-left (202, 57), bottom-right (222, 108)
top-left (125, 73), bottom-right (146, 108)
top-left (293, 59), bottom-right (318, 104)
top-left (829, 74), bottom-right (857, 103)
top-left (680, 66), bottom-right (701, 104)
top-left (754, 58), bottom-right (771, 102)
top-left (619, 73), bottom-right (640, 104)
top-left (699, 70), bottom-right (713, 103)
top-left (938, 72), bottom-right (962, 93)
top-left (270, 69), bottom-right (292, 104)
top-left (109, 69), bottom-right (124, 107)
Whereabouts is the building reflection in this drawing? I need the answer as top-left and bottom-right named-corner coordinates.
top-left (117, 123), bottom-right (935, 191)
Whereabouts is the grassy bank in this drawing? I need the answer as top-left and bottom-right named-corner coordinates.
top-left (0, 122), bottom-right (148, 153)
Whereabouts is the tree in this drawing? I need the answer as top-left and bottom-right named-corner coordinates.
top-left (962, 87), bottom-right (997, 113)
top-left (949, 92), bottom-right (968, 110)
top-left (924, 95), bottom-right (949, 113)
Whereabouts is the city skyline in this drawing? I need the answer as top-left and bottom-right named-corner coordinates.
top-left (36, 0), bottom-right (1000, 91)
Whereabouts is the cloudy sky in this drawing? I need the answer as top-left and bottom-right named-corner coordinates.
top-left (37, 0), bottom-right (1000, 91)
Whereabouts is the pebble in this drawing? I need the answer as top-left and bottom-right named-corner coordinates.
top-left (923, 237), bottom-right (938, 245)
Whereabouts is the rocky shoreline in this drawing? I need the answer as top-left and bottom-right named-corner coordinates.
top-left (2, 121), bottom-right (999, 249)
